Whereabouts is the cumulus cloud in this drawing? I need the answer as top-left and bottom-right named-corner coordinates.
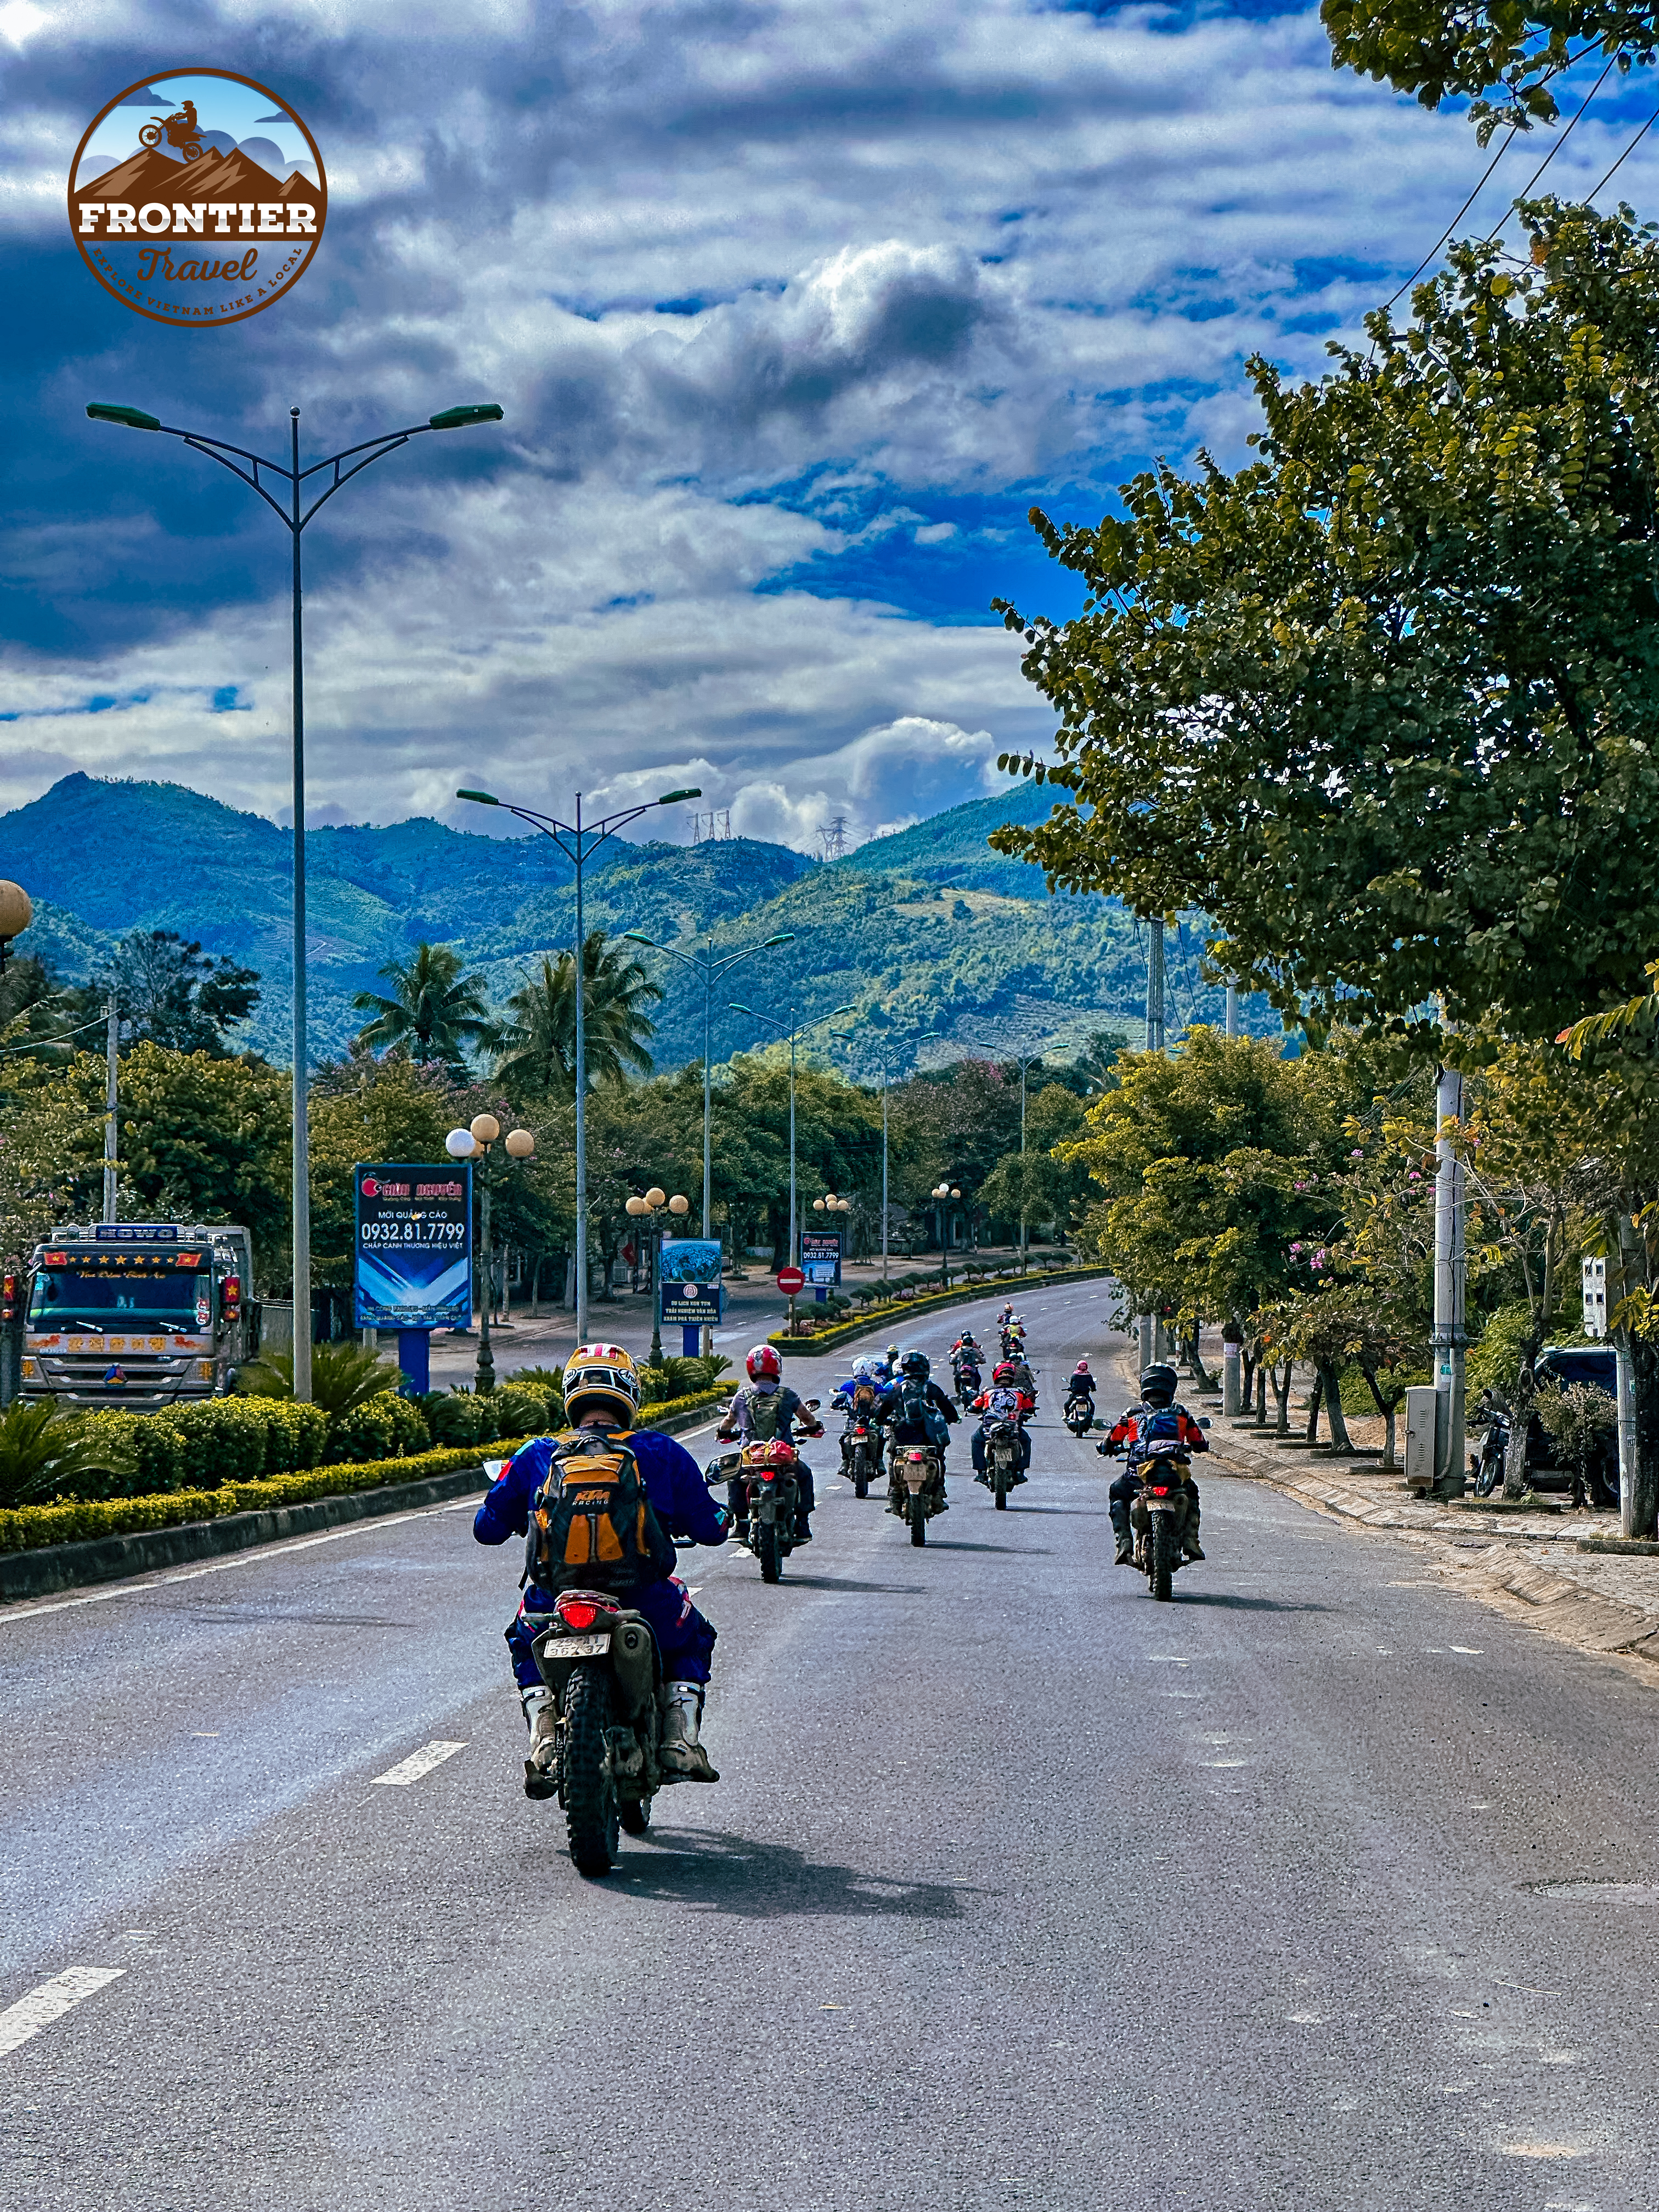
top-left (5, 0), bottom-right (1652, 836)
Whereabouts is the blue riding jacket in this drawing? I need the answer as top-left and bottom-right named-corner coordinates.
top-left (473, 1425), bottom-right (728, 1572)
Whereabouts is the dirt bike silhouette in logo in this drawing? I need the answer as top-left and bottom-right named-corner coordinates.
top-left (139, 102), bottom-right (203, 161)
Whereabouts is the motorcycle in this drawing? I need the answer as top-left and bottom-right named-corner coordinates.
top-left (1472, 1406), bottom-right (1508, 1497)
top-left (980, 1414), bottom-right (1024, 1509)
top-left (139, 113), bottom-right (204, 159)
top-left (888, 1435), bottom-right (945, 1545)
top-left (1063, 1391), bottom-right (1095, 1438)
top-left (951, 1356), bottom-right (983, 1409)
top-left (1128, 1442), bottom-right (1199, 1602)
top-left (840, 1410), bottom-right (880, 1499)
top-left (1000, 1326), bottom-right (1026, 1361)
top-left (707, 1437), bottom-right (805, 1582)
top-left (529, 1587), bottom-right (669, 1876)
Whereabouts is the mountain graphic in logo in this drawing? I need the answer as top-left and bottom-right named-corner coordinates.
top-left (68, 70), bottom-right (327, 327)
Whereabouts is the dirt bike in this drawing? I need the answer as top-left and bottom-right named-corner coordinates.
top-left (1128, 1443), bottom-right (1198, 1602)
top-left (528, 1588), bottom-right (669, 1876)
top-left (979, 1414), bottom-right (1024, 1509)
top-left (708, 1437), bottom-right (805, 1582)
top-left (889, 1436), bottom-right (945, 1545)
top-left (840, 1413), bottom-right (879, 1499)
top-left (1063, 1391), bottom-right (1096, 1437)
top-left (952, 1356), bottom-right (983, 1409)
top-left (140, 114), bottom-right (204, 159)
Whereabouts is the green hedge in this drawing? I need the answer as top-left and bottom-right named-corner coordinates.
top-left (0, 1437), bottom-right (543, 1556)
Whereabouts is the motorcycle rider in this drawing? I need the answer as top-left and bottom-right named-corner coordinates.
top-left (876, 1347), bottom-right (959, 1514)
top-left (474, 1341), bottom-right (727, 1792)
top-left (1098, 1362), bottom-right (1209, 1566)
top-left (718, 1343), bottom-right (825, 1541)
top-left (969, 1360), bottom-right (1034, 1483)
top-left (950, 1329), bottom-right (984, 1387)
top-left (1065, 1360), bottom-right (1097, 1425)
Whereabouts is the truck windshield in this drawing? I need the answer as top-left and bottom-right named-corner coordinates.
top-left (29, 1263), bottom-right (210, 1333)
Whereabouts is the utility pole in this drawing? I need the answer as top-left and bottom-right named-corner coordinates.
top-left (1224, 979), bottom-right (1239, 1040)
top-left (102, 998), bottom-right (119, 1223)
top-left (1146, 919), bottom-right (1166, 1055)
top-left (1432, 1056), bottom-right (1467, 1492)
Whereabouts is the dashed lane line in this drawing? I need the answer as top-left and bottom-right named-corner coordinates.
top-left (371, 1740), bottom-right (467, 1787)
top-left (0, 1967), bottom-right (126, 2059)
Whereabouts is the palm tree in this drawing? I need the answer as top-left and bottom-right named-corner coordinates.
top-left (491, 930), bottom-right (661, 1102)
top-left (352, 943), bottom-right (490, 1068)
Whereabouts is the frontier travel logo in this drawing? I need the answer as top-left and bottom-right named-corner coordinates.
top-left (69, 69), bottom-right (326, 327)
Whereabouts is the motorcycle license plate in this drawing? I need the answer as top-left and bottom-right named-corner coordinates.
top-left (545, 1632), bottom-right (611, 1657)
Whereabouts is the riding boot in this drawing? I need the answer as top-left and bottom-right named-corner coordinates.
top-left (1182, 1503), bottom-right (1205, 1562)
top-left (521, 1684), bottom-right (558, 1800)
top-left (1110, 1500), bottom-right (1133, 1566)
top-left (660, 1680), bottom-right (719, 1782)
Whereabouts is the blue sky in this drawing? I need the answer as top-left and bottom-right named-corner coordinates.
top-left (2, 0), bottom-right (1655, 852)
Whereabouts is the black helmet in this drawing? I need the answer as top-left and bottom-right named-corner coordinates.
top-left (900, 1347), bottom-right (930, 1379)
top-left (1140, 1363), bottom-right (1178, 1407)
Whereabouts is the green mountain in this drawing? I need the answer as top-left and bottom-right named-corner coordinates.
top-left (0, 773), bottom-right (1261, 1069)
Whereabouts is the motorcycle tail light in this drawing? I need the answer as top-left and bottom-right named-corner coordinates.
top-left (760, 1469), bottom-right (776, 1483)
top-left (557, 1598), bottom-right (601, 1630)
top-left (1148, 1485), bottom-right (1172, 1497)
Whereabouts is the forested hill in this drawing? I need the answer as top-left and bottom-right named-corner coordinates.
top-left (0, 772), bottom-right (1262, 1068)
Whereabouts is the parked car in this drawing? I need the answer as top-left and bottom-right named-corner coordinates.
top-left (1515, 1345), bottom-right (1620, 1507)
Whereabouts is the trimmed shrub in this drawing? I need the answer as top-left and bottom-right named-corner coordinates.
top-left (257, 1398), bottom-right (330, 1475)
top-left (493, 1383), bottom-right (550, 1437)
top-left (418, 1389), bottom-right (501, 1447)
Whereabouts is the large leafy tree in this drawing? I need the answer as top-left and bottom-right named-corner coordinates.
top-left (991, 204), bottom-right (1659, 1046)
top-left (91, 929), bottom-right (261, 1056)
top-left (352, 943), bottom-right (489, 1070)
top-left (1321, 0), bottom-right (1659, 137)
top-left (490, 933), bottom-right (661, 1102)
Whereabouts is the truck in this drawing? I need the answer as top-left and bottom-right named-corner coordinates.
top-left (20, 1220), bottom-right (255, 1412)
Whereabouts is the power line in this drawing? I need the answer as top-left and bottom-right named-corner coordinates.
top-left (1485, 54), bottom-right (1618, 238)
top-left (1582, 100), bottom-right (1659, 200)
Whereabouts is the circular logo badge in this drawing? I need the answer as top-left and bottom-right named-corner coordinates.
top-left (69, 68), bottom-right (326, 328)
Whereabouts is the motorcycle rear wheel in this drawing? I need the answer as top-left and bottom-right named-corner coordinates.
top-left (562, 1666), bottom-right (620, 1876)
top-left (758, 1522), bottom-right (783, 1583)
top-left (1151, 1514), bottom-right (1177, 1602)
top-left (909, 1496), bottom-right (927, 1546)
top-left (993, 1465), bottom-right (1009, 1509)
top-left (853, 1453), bottom-right (870, 1500)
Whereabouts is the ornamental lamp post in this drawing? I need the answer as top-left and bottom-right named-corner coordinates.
top-left (932, 1182), bottom-right (961, 1290)
top-left (446, 1113), bottom-right (535, 1393)
top-left (625, 1187), bottom-right (690, 1365)
top-left (457, 783), bottom-right (699, 1348)
top-left (87, 397), bottom-right (504, 1403)
top-left (0, 882), bottom-right (32, 976)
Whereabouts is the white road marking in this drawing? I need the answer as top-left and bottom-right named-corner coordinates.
top-left (371, 1739), bottom-right (467, 1787)
top-left (0, 1966), bottom-right (126, 2058)
top-left (0, 1500), bottom-right (475, 1627)
top-left (1451, 1645), bottom-right (1483, 1655)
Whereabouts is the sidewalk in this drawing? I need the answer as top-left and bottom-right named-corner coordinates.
top-left (1110, 1340), bottom-right (1659, 1678)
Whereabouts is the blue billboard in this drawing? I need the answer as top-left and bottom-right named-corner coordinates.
top-left (353, 1163), bottom-right (472, 1330)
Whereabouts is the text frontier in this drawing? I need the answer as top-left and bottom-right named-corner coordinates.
top-left (78, 201), bottom-right (317, 238)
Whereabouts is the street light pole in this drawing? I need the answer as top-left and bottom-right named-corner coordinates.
top-left (730, 1000), bottom-right (855, 1275)
top-left (457, 785), bottom-right (701, 1345)
top-left (830, 1026), bottom-right (937, 1288)
top-left (103, 997), bottom-right (119, 1223)
top-left (446, 1115), bottom-right (535, 1393)
top-left (89, 397), bottom-right (504, 1400)
top-left (620, 927), bottom-right (797, 1238)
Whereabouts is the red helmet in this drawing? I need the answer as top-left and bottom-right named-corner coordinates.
top-left (1074, 1360), bottom-right (1092, 1375)
top-left (993, 1360), bottom-right (1018, 1384)
top-left (746, 1344), bottom-right (783, 1384)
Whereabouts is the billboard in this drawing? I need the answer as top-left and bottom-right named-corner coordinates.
top-left (657, 1237), bottom-right (724, 1328)
top-left (800, 1226), bottom-right (842, 1286)
top-left (353, 1163), bottom-right (471, 1331)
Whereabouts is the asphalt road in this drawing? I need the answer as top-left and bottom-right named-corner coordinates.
top-left (4, 1279), bottom-right (1658, 2210)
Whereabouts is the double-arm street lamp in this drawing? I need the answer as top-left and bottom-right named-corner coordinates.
top-left (88, 397), bottom-right (504, 1402)
top-left (829, 1026), bottom-right (938, 1286)
top-left (445, 1113), bottom-right (535, 1393)
top-left (624, 1186), bottom-right (690, 1365)
top-left (931, 1181), bottom-right (963, 1290)
top-left (456, 784), bottom-right (700, 1346)
top-left (620, 928), bottom-right (796, 1239)
top-left (961, 1030), bottom-right (1046, 1268)
top-left (729, 1001), bottom-right (855, 1272)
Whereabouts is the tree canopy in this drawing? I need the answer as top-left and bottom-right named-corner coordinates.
top-left (490, 932), bottom-right (662, 1102)
top-left (992, 203), bottom-right (1659, 1045)
top-left (93, 929), bottom-right (261, 1055)
top-left (352, 943), bottom-right (489, 1070)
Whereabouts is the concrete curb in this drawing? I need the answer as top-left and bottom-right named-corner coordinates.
top-left (0, 1463), bottom-right (493, 1604)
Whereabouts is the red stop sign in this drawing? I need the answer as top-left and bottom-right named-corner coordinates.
top-left (776, 1265), bottom-right (805, 1295)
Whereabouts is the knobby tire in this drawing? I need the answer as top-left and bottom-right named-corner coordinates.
top-left (562, 1666), bottom-right (620, 1876)
top-left (910, 1495), bottom-right (927, 1546)
top-left (1152, 1514), bottom-right (1176, 1603)
top-left (618, 1794), bottom-right (652, 1836)
top-left (758, 1521), bottom-right (783, 1583)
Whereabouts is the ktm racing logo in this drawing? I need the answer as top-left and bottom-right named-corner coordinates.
top-left (69, 68), bottom-right (326, 326)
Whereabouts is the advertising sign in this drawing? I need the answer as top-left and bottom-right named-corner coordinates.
top-left (70, 69), bottom-right (327, 329)
top-left (353, 1163), bottom-right (471, 1331)
top-left (800, 1227), bottom-right (843, 1287)
top-left (657, 1237), bottom-right (724, 1328)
